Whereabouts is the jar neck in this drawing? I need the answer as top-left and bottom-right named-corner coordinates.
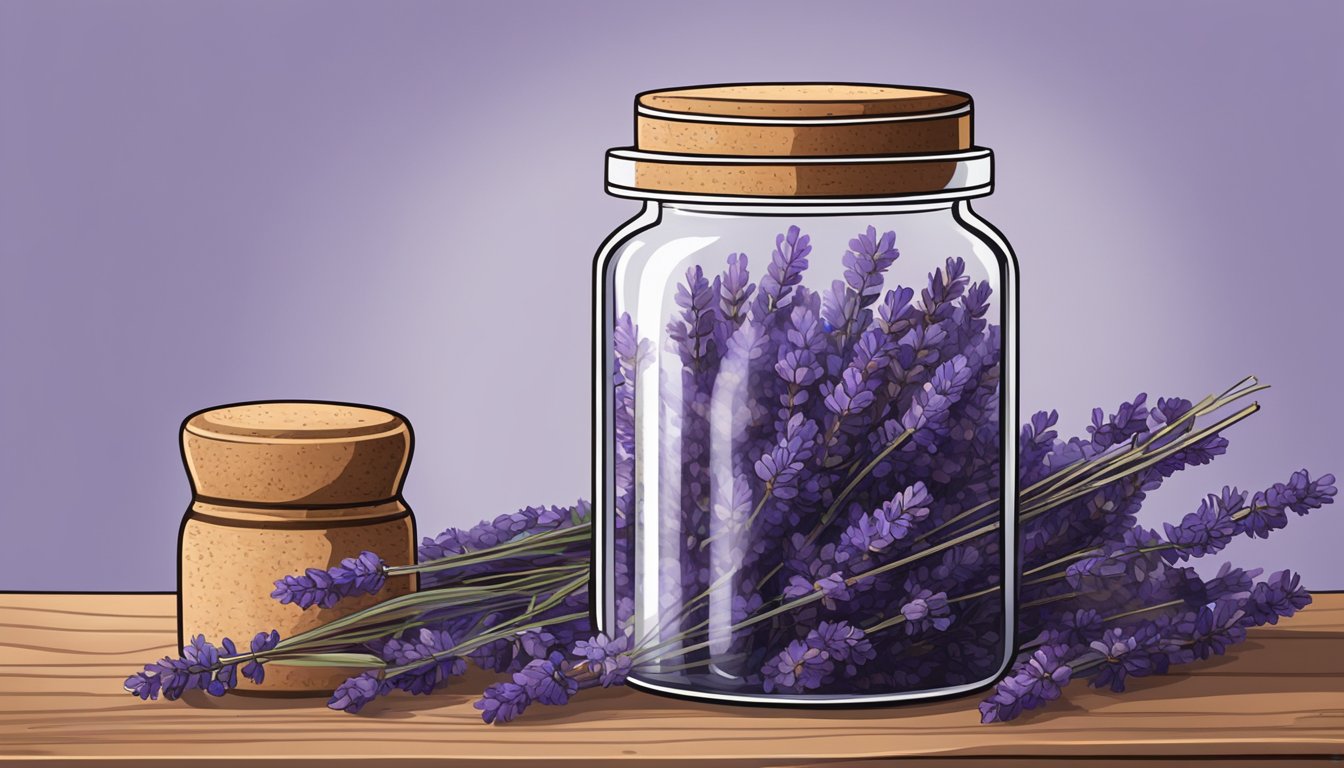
top-left (659, 199), bottom-right (960, 218)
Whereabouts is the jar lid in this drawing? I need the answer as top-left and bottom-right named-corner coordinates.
top-left (181, 401), bottom-right (412, 506)
top-left (606, 82), bottom-right (992, 201)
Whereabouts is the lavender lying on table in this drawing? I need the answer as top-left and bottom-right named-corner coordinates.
top-left (123, 391), bottom-right (1334, 722)
top-left (123, 226), bottom-right (1335, 723)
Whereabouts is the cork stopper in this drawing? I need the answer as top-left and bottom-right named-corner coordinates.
top-left (181, 401), bottom-right (412, 507)
top-left (608, 82), bottom-right (991, 200)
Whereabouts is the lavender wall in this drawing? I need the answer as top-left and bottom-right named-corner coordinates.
top-left (1, 0), bottom-right (1340, 591)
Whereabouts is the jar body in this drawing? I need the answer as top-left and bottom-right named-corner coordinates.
top-left (594, 200), bottom-right (1017, 703)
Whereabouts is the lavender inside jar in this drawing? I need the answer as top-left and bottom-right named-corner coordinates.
top-left (594, 84), bottom-right (1018, 704)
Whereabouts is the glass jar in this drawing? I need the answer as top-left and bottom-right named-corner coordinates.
top-left (593, 84), bottom-right (1018, 704)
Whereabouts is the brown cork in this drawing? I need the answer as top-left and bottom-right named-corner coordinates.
top-left (611, 82), bottom-right (984, 198)
top-left (178, 402), bottom-right (417, 694)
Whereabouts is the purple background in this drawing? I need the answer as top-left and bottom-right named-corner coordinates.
top-left (1, 1), bottom-right (1340, 591)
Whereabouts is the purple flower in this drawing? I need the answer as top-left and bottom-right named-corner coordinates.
top-left (917, 256), bottom-right (969, 324)
top-left (762, 639), bottom-right (831, 693)
top-left (1088, 627), bottom-right (1166, 692)
top-left (775, 349), bottom-right (822, 387)
top-left (895, 355), bottom-right (976, 450)
top-left (880, 482), bottom-right (934, 540)
top-left (754, 413), bottom-right (819, 500)
top-left (241, 630), bottom-right (280, 684)
top-left (820, 227), bottom-right (900, 347)
top-left (753, 226), bottom-right (812, 317)
top-left (1065, 555), bottom-right (1128, 590)
top-left (805, 621), bottom-right (876, 675)
top-left (476, 681), bottom-right (531, 724)
top-left (783, 572), bottom-right (852, 610)
top-left (932, 545), bottom-right (982, 585)
top-left (328, 670), bottom-right (390, 714)
top-left (1087, 394), bottom-right (1150, 451)
top-left (513, 651), bottom-right (579, 706)
top-left (123, 670), bottom-right (162, 701)
top-left (980, 644), bottom-right (1073, 723)
top-left (572, 633), bottom-right (634, 687)
top-left (898, 583), bottom-right (952, 635)
top-left (1186, 600), bottom-right (1247, 660)
top-left (822, 367), bottom-right (877, 415)
top-left (1044, 609), bottom-right (1104, 647)
top-left (877, 285), bottom-right (918, 335)
top-left (1019, 410), bottom-right (1061, 485)
top-left (838, 513), bottom-right (893, 559)
top-left (125, 635), bottom-right (243, 701)
top-left (271, 550), bottom-right (388, 609)
top-left (382, 628), bottom-right (468, 695)
top-left (330, 550), bottom-right (387, 595)
top-left (668, 265), bottom-right (721, 372)
top-left (714, 252), bottom-right (756, 346)
top-left (1203, 562), bottom-right (1262, 602)
top-left (1242, 570), bottom-right (1311, 626)
top-left (1240, 470), bottom-right (1337, 538)
top-left (1163, 487), bottom-right (1242, 561)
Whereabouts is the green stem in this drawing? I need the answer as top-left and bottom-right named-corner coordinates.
top-left (385, 525), bottom-right (592, 577)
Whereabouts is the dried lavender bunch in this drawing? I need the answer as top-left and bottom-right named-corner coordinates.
top-left (124, 510), bottom-right (593, 704)
top-left (123, 441), bottom-right (1332, 716)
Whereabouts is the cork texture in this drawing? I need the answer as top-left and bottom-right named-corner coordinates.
top-left (614, 83), bottom-right (978, 196)
top-left (638, 84), bottom-right (969, 118)
top-left (177, 401), bottom-right (418, 693)
top-left (182, 402), bottom-right (411, 505)
top-left (179, 510), bottom-right (416, 693)
top-left (636, 116), bottom-right (971, 157)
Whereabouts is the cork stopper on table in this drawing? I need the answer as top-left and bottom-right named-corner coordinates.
top-left (608, 82), bottom-right (989, 199)
top-left (178, 401), bottom-right (417, 694)
top-left (182, 402), bottom-right (411, 508)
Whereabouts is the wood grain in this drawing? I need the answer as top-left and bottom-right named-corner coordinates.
top-left (1, 593), bottom-right (1342, 766)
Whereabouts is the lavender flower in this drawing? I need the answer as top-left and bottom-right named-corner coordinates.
top-left (753, 413), bottom-right (819, 500)
top-left (898, 582), bottom-right (953, 635)
top-left (1088, 627), bottom-right (1166, 692)
top-left (1242, 570), bottom-right (1311, 626)
top-left (784, 572), bottom-right (853, 610)
top-left (979, 644), bottom-right (1072, 723)
top-left (271, 550), bottom-right (387, 608)
top-left (328, 671), bottom-right (390, 714)
top-left (821, 226), bottom-right (899, 346)
top-left (1202, 562), bottom-right (1261, 603)
top-left (476, 681), bottom-right (531, 724)
top-left (124, 634), bottom-right (244, 701)
top-left (1163, 487), bottom-right (1242, 561)
top-left (762, 639), bottom-right (830, 693)
top-left (1186, 600), bottom-right (1247, 660)
top-left (382, 628), bottom-right (468, 695)
top-left (1241, 470), bottom-right (1337, 538)
top-left (715, 252), bottom-right (756, 347)
top-left (572, 633), bottom-right (634, 687)
top-left (513, 651), bottom-right (580, 706)
top-left (752, 226), bottom-right (812, 317)
top-left (242, 630), bottom-right (280, 684)
top-left (668, 265), bottom-right (720, 373)
top-left (805, 620), bottom-right (876, 676)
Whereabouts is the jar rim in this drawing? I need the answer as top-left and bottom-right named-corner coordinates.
top-left (605, 147), bottom-right (993, 204)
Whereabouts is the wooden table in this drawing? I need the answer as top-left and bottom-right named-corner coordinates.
top-left (1, 592), bottom-right (1341, 766)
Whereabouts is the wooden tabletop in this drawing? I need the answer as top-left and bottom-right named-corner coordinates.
top-left (1, 592), bottom-right (1341, 766)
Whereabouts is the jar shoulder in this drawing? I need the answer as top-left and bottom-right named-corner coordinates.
top-left (599, 202), bottom-right (1016, 296)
